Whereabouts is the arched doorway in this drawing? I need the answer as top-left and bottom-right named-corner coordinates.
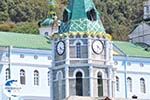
top-left (76, 71), bottom-right (83, 96)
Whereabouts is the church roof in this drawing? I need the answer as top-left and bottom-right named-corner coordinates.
top-left (0, 32), bottom-right (51, 50)
top-left (113, 41), bottom-right (150, 58)
top-left (40, 17), bottom-right (54, 27)
top-left (59, 0), bottom-right (106, 34)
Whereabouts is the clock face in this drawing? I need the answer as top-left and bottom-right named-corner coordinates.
top-left (92, 40), bottom-right (103, 54)
top-left (56, 41), bottom-right (65, 55)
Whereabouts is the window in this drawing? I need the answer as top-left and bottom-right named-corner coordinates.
top-left (5, 68), bottom-right (10, 80)
top-left (97, 72), bottom-right (103, 96)
top-left (34, 55), bottom-right (38, 59)
top-left (87, 8), bottom-right (97, 21)
top-left (20, 54), bottom-right (24, 58)
top-left (63, 9), bottom-right (69, 22)
top-left (48, 56), bottom-right (51, 60)
top-left (20, 69), bottom-right (25, 85)
top-left (116, 76), bottom-right (119, 91)
top-left (44, 32), bottom-right (49, 36)
top-left (140, 63), bottom-right (144, 67)
top-left (140, 78), bottom-right (146, 93)
top-left (127, 77), bottom-right (132, 92)
top-left (34, 70), bottom-right (39, 85)
top-left (76, 42), bottom-right (81, 58)
top-left (145, 6), bottom-right (149, 13)
top-left (76, 71), bottom-right (83, 96)
top-left (48, 71), bottom-right (50, 86)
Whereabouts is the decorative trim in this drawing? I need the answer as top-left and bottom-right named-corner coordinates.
top-left (73, 69), bottom-right (85, 78)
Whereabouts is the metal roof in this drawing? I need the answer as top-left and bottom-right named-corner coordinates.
top-left (59, 0), bottom-right (106, 34)
top-left (0, 32), bottom-right (51, 50)
top-left (113, 41), bottom-right (150, 58)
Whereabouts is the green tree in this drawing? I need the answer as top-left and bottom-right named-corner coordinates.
top-left (7, 0), bottom-right (48, 22)
top-left (94, 0), bottom-right (147, 40)
top-left (0, 0), bottom-right (9, 22)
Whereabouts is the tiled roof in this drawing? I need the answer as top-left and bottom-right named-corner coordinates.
top-left (113, 41), bottom-right (150, 58)
top-left (59, 0), bottom-right (106, 34)
top-left (0, 32), bottom-right (51, 50)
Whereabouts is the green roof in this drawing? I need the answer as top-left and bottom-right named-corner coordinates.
top-left (113, 41), bottom-right (150, 58)
top-left (40, 17), bottom-right (54, 27)
top-left (59, 0), bottom-right (106, 34)
top-left (0, 32), bottom-right (51, 50)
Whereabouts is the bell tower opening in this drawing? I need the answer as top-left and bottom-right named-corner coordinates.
top-left (76, 71), bottom-right (83, 96)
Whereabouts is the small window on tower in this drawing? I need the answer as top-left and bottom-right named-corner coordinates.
top-left (63, 9), bottom-right (69, 22)
top-left (87, 8), bottom-right (97, 21)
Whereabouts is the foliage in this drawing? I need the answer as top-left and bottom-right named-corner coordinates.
top-left (11, 22), bottom-right (39, 34)
top-left (0, 0), bottom-right (9, 21)
top-left (0, 0), bottom-right (49, 23)
top-left (94, 0), bottom-right (147, 40)
top-left (0, 0), bottom-right (147, 40)
top-left (0, 23), bottom-right (16, 31)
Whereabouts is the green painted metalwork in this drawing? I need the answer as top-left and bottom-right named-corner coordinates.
top-left (0, 32), bottom-right (51, 50)
top-left (59, 0), bottom-right (106, 34)
top-left (113, 41), bottom-right (150, 57)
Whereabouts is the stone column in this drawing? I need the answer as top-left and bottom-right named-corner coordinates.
top-left (65, 37), bottom-right (70, 98)
top-left (89, 66), bottom-right (93, 97)
top-left (88, 37), bottom-right (93, 96)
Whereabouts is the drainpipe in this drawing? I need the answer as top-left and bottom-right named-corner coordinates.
top-left (124, 56), bottom-right (128, 99)
top-left (113, 44), bottom-right (128, 99)
top-left (8, 46), bottom-right (12, 100)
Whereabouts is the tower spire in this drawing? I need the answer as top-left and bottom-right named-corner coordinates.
top-left (59, 0), bottom-right (106, 34)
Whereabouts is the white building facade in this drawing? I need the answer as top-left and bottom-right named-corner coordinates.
top-left (0, 32), bottom-right (51, 100)
top-left (0, 0), bottom-right (150, 100)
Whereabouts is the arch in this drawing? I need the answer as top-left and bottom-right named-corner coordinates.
top-left (97, 71), bottom-right (103, 97)
top-left (56, 71), bottom-right (63, 80)
top-left (76, 71), bottom-right (83, 96)
top-left (140, 78), bottom-right (146, 93)
top-left (20, 69), bottom-right (25, 85)
top-left (73, 69), bottom-right (85, 78)
top-left (116, 76), bottom-right (119, 91)
top-left (34, 70), bottom-right (39, 85)
top-left (127, 77), bottom-right (132, 92)
top-left (95, 70), bottom-right (104, 78)
top-left (73, 40), bottom-right (84, 46)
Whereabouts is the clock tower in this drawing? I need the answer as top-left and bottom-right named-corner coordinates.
top-left (50, 0), bottom-right (114, 99)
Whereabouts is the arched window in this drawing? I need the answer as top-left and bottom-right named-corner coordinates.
top-left (116, 76), bottom-right (119, 91)
top-left (20, 69), bottom-right (25, 85)
top-left (76, 42), bottom-right (81, 58)
top-left (34, 70), bottom-right (39, 85)
top-left (63, 9), bottom-right (69, 22)
top-left (140, 78), bottom-right (146, 93)
top-left (76, 71), bottom-right (83, 96)
top-left (5, 68), bottom-right (10, 80)
top-left (48, 71), bottom-right (50, 86)
top-left (97, 72), bottom-right (103, 96)
top-left (87, 8), bottom-right (97, 21)
top-left (127, 77), bottom-right (132, 92)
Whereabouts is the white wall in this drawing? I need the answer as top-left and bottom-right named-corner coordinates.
top-left (114, 57), bottom-right (150, 99)
top-left (0, 48), bottom-right (52, 100)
